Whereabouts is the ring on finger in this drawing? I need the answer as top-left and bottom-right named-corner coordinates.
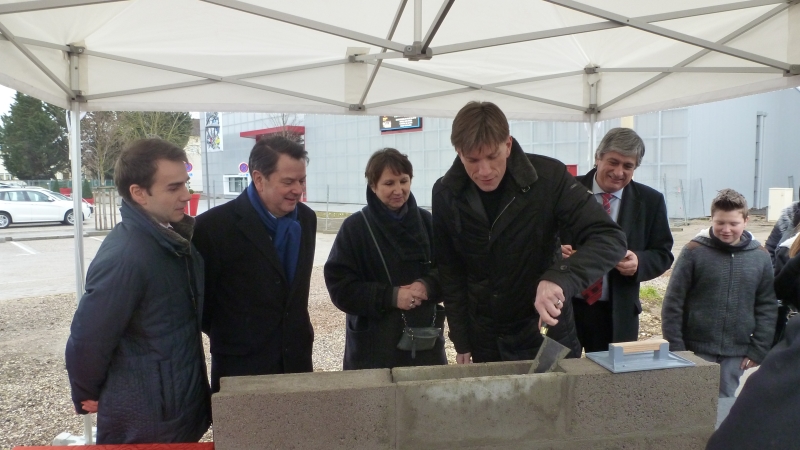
top-left (556, 299), bottom-right (563, 307)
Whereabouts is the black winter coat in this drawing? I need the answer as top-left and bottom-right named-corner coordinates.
top-left (193, 191), bottom-right (316, 391)
top-left (707, 313), bottom-right (800, 449)
top-left (65, 201), bottom-right (211, 444)
top-left (325, 189), bottom-right (446, 370)
top-left (432, 139), bottom-right (627, 358)
top-left (557, 169), bottom-right (674, 343)
top-left (776, 252), bottom-right (800, 310)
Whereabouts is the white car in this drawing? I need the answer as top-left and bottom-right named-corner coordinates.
top-left (0, 187), bottom-right (92, 228)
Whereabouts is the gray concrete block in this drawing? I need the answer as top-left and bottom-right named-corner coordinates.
top-left (560, 352), bottom-right (718, 439)
top-left (395, 372), bottom-right (570, 449)
top-left (213, 369), bottom-right (396, 450)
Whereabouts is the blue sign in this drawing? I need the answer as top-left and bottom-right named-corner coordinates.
top-left (239, 162), bottom-right (249, 173)
top-left (185, 162), bottom-right (193, 173)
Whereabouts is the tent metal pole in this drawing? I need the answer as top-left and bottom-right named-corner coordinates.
top-left (202, 112), bottom-right (211, 211)
top-left (68, 43), bottom-right (92, 444)
top-left (422, 0), bottom-right (454, 51)
top-left (69, 101), bottom-right (85, 298)
top-left (547, 0), bottom-right (791, 71)
top-left (414, 0), bottom-right (421, 42)
top-left (597, 67), bottom-right (782, 74)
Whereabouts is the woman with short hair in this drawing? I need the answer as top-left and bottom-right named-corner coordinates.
top-left (324, 148), bottom-right (446, 370)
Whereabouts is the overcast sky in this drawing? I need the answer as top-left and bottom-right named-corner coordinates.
top-left (0, 85), bottom-right (14, 117)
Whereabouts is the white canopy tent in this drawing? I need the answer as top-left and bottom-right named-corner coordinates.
top-left (0, 0), bottom-right (797, 332)
top-left (1, 0), bottom-right (798, 442)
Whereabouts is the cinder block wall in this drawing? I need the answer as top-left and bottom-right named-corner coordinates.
top-left (212, 352), bottom-right (718, 450)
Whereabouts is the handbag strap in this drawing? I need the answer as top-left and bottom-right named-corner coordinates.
top-left (360, 209), bottom-right (392, 285)
top-left (360, 209), bottom-right (436, 327)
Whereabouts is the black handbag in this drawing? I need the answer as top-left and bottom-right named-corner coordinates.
top-left (361, 211), bottom-right (441, 359)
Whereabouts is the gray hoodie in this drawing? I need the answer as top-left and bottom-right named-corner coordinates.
top-left (662, 228), bottom-right (777, 363)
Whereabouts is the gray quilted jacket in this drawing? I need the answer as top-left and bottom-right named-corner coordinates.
top-left (662, 229), bottom-right (777, 363)
top-left (65, 201), bottom-right (211, 444)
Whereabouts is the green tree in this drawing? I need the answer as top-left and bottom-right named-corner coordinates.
top-left (0, 92), bottom-right (69, 179)
top-left (120, 111), bottom-right (193, 149)
top-left (82, 179), bottom-right (93, 199)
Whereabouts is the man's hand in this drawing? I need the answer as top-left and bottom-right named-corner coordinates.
top-left (456, 352), bottom-right (473, 364)
top-left (81, 400), bottom-right (98, 413)
top-left (615, 250), bottom-right (638, 277)
top-left (561, 245), bottom-right (574, 259)
top-left (740, 357), bottom-right (759, 370)
top-left (534, 280), bottom-right (565, 326)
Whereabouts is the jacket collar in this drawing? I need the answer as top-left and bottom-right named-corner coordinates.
top-left (120, 200), bottom-right (194, 256)
top-left (440, 137), bottom-right (538, 194)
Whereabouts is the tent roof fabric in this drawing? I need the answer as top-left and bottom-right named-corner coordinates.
top-left (0, 0), bottom-right (798, 121)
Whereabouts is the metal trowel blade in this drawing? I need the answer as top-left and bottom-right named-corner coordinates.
top-left (528, 324), bottom-right (571, 374)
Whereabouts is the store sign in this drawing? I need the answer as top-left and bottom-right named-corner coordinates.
top-left (379, 116), bottom-right (422, 132)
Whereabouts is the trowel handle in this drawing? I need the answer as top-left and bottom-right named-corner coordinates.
top-left (540, 324), bottom-right (551, 336)
top-left (611, 339), bottom-right (668, 354)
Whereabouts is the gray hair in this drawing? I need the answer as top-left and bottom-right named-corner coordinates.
top-left (595, 128), bottom-right (645, 168)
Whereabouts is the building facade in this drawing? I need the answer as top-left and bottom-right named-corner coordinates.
top-left (202, 88), bottom-right (800, 219)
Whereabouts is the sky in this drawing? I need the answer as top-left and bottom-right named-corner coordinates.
top-left (0, 85), bottom-right (14, 117)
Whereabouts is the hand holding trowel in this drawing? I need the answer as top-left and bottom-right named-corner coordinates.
top-left (529, 281), bottom-right (572, 374)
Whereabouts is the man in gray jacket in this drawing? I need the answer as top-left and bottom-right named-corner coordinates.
top-left (65, 139), bottom-right (211, 443)
top-left (662, 188), bottom-right (776, 397)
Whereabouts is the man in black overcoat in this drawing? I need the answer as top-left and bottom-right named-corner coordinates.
top-left (194, 136), bottom-right (316, 392)
top-left (552, 127), bottom-right (674, 355)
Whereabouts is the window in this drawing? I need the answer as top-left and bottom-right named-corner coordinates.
top-left (2, 191), bottom-right (26, 201)
top-left (25, 191), bottom-right (50, 202)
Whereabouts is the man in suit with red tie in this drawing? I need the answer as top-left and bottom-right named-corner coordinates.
top-left (551, 128), bottom-right (674, 355)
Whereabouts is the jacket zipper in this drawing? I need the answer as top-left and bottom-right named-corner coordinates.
top-left (489, 197), bottom-right (516, 241)
top-left (721, 252), bottom-right (734, 352)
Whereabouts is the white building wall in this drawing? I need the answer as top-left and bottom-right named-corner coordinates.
top-left (209, 88), bottom-right (800, 217)
top-left (688, 89), bottom-right (800, 217)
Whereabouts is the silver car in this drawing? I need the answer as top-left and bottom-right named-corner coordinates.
top-left (0, 187), bottom-right (92, 228)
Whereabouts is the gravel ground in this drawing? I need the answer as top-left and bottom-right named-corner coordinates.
top-left (0, 216), bottom-right (773, 449)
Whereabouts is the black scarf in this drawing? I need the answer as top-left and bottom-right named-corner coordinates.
top-left (364, 187), bottom-right (430, 263)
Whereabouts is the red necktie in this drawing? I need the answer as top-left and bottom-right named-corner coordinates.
top-left (581, 193), bottom-right (613, 305)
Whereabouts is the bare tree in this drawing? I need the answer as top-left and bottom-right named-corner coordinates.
top-left (120, 111), bottom-right (193, 149)
top-left (269, 113), bottom-right (304, 144)
top-left (81, 111), bottom-right (124, 185)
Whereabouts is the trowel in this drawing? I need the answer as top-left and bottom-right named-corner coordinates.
top-left (528, 323), bottom-right (571, 374)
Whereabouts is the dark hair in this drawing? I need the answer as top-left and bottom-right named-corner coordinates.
top-left (451, 101), bottom-right (509, 154)
top-left (711, 188), bottom-right (748, 219)
top-left (595, 127), bottom-right (646, 167)
top-left (365, 148), bottom-right (413, 187)
top-left (249, 135), bottom-right (309, 178)
top-left (114, 138), bottom-right (188, 202)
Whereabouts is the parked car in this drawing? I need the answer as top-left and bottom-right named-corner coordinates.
top-left (25, 187), bottom-right (94, 215)
top-left (0, 187), bottom-right (92, 228)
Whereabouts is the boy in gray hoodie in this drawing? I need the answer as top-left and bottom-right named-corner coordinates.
top-left (662, 188), bottom-right (777, 397)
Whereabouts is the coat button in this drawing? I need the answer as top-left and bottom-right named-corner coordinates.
top-left (560, 265), bottom-right (567, 270)
top-left (275, 279), bottom-right (281, 284)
